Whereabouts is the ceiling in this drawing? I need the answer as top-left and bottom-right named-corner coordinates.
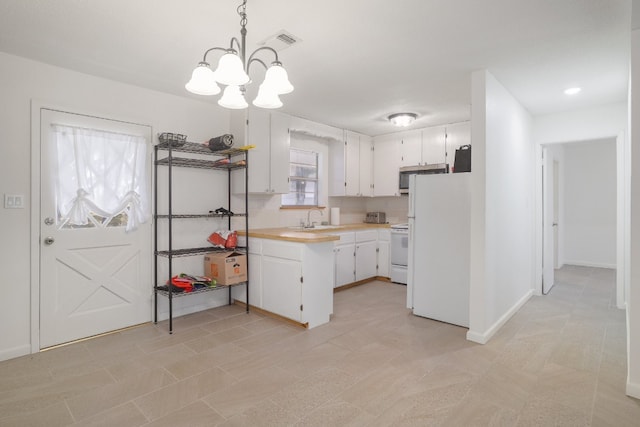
top-left (0, 0), bottom-right (632, 136)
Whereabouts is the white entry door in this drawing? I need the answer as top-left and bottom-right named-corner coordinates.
top-left (39, 109), bottom-right (152, 349)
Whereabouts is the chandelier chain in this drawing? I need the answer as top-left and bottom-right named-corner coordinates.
top-left (238, 0), bottom-right (248, 29)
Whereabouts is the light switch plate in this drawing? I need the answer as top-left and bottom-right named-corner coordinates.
top-left (4, 194), bottom-right (25, 209)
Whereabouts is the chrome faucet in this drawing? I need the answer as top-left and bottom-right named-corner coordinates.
top-left (306, 208), bottom-right (323, 228)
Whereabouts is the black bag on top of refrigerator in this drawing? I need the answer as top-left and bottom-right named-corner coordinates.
top-left (453, 145), bottom-right (471, 173)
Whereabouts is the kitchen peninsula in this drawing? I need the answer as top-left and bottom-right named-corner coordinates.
top-left (236, 223), bottom-right (390, 328)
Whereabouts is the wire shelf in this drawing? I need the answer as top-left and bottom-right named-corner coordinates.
top-left (155, 213), bottom-right (247, 219)
top-left (155, 157), bottom-right (246, 170)
top-left (156, 141), bottom-right (249, 157)
top-left (155, 281), bottom-right (246, 298)
top-left (156, 246), bottom-right (247, 258)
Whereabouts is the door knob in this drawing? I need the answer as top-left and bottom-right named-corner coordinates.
top-left (44, 217), bottom-right (54, 226)
top-left (44, 236), bottom-right (55, 245)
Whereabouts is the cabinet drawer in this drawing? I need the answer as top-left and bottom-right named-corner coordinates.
top-left (333, 232), bottom-right (355, 246)
top-left (378, 229), bottom-right (390, 241)
top-left (262, 240), bottom-right (303, 261)
top-left (356, 230), bottom-right (378, 243)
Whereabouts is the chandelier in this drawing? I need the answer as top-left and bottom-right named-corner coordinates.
top-left (185, 0), bottom-right (294, 109)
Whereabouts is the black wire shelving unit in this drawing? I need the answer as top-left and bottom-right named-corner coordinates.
top-left (153, 140), bottom-right (250, 333)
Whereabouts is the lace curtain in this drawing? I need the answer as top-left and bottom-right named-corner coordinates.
top-left (52, 125), bottom-right (150, 232)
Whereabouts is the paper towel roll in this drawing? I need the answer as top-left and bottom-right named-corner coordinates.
top-left (330, 207), bottom-right (340, 225)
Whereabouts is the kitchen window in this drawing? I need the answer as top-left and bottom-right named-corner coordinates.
top-left (282, 148), bottom-right (319, 206)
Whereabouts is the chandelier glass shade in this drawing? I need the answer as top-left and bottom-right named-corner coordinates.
top-left (185, 0), bottom-right (294, 109)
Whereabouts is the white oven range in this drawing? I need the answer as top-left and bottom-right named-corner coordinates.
top-left (390, 223), bottom-right (409, 284)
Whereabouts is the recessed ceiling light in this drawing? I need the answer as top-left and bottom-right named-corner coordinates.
top-left (564, 87), bottom-right (582, 95)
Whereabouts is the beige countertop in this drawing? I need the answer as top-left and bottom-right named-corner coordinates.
top-left (238, 223), bottom-right (391, 243)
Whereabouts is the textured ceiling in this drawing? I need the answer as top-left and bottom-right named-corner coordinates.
top-left (0, 0), bottom-right (632, 136)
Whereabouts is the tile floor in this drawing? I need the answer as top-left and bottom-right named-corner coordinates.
top-left (1, 265), bottom-right (639, 426)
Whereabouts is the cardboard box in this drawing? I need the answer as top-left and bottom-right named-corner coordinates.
top-left (204, 251), bottom-right (247, 285)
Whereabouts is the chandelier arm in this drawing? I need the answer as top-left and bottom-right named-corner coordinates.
top-left (247, 57), bottom-right (268, 74)
top-left (230, 37), bottom-right (243, 54)
top-left (247, 46), bottom-right (280, 67)
top-left (201, 46), bottom-right (228, 62)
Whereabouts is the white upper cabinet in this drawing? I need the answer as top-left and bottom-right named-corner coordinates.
top-left (399, 129), bottom-right (422, 167)
top-left (329, 130), bottom-right (372, 197)
top-left (359, 135), bottom-right (373, 197)
top-left (445, 121), bottom-right (471, 171)
top-left (269, 112), bottom-right (291, 194)
top-left (232, 108), bottom-right (291, 194)
top-left (396, 127), bottom-right (447, 167)
top-left (422, 125), bottom-right (447, 166)
top-left (372, 134), bottom-right (401, 197)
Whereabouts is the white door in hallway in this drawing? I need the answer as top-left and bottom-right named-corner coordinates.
top-left (39, 109), bottom-right (152, 348)
top-left (542, 147), bottom-right (555, 294)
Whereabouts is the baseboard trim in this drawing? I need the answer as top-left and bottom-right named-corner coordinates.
top-left (334, 277), bottom-right (377, 293)
top-left (233, 300), bottom-right (308, 329)
top-left (466, 289), bottom-right (533, 345)
top-left (563, 260), bottom-right (616, 269)
top-left (627, 381), bottom-right (640, 399)
top-left (0, 344), bottom-right (31, 363)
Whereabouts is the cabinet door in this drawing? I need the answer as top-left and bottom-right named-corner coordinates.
top-left (359, 135), bottom-right (373, 197)
top-left (399, 130), bottom-right (422, 167)
top-left (262, 256), bottom-right (302, 322)
top-left (246, 108), bottom-right (271, 193)
top-left (446, 122), bottom-right (471, 172)
top-left (335, 244), bottom-right (355, 287)
top-left (344, 131), bottom-right (360, 196)
top-left (372, 135), bottom-right (401, 197)
top-left (377, 240), bottom-right (390, 278)
top-left (269, 112), bottom-right (291, 194)
top-left (355, 240), bottom-right (377, 281)
top-left (422, 125), bottom-right (446, 165)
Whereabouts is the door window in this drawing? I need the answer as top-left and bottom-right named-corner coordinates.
top-left (52, 125), bottom-right (149, 232)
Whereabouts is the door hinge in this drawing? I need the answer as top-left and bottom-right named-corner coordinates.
top-left (300, 276), bottom-right (303, 283)
top-left (300, 304), bottom-right (303, 311)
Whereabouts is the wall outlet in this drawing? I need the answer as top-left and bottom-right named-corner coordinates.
top-left (4, 194), bottom-right (25, 209)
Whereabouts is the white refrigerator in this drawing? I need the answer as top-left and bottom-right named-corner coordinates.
top-left (407, 173), bottom-right (471, 327)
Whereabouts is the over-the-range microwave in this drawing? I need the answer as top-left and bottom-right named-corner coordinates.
top-left (399, 163), bottom-right (448, 194)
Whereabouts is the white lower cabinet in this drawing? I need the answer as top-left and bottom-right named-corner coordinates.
top-left (333, 231), bottom-right (355, 288)
top-left (355, 240), bottom-right (377, 281)
top-left (244, 238), bottom-right (334, 328)
top-left (332, 230), bottom-right (380, 286)
top-left (262, 255), bottom-right (303, 322)
top-left (335, 244), bottom-right (355, 287)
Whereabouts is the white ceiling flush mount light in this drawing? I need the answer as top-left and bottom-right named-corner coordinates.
top-left (388, 113), bottom-right (418, 127)
top-left (564, 87), bottom-right (582, 95)
top-left (185, 0), bottom-right (294, 109)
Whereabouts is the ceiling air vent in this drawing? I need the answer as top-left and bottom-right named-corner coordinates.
top-left (258, 30), bottom-right (301, 52)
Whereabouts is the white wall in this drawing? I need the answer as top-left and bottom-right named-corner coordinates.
top-left (0, 52), bottom-right (231, 361)
top-left (534, 102), bottom-right (628, 144)
top-left (562, 140), bottom-right (617, 268)
top-left (467, 70), bottom-right (536, 344)
top-left (627, 25), bottom-right (640, 399)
